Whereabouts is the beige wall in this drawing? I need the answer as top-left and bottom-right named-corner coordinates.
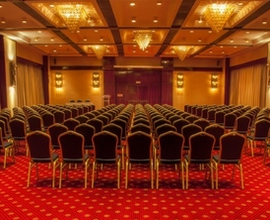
top-left (49, 70), bottom-right (104, 109)
top-left (172, 70), bottom-right (224, 110)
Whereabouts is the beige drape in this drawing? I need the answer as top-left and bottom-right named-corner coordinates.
top-left (230, 63), bottom-right (267, 108)
top-left (17, 62), bottom-right (44, 107)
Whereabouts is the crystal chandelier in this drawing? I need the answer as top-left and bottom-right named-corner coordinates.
top-left (133, 30), bottom-right (153, 51)
top-left (55, 3), bottom-right (89, 33)
top-left (174, 46), bottom-right (192, 61)
top-left (91, 45), bottom-right (107, 59)
top-left (202, 3), bottom-right (235, 33)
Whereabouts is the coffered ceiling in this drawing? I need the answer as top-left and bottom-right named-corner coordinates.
top-left (0, 0), bottom-right (270, 60)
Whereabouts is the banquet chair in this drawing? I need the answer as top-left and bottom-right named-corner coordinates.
top-left (26, 131), bottom-right (59, 187)
top-left (205, 124), bottom-right (225, 151)
top-left (47, 123), bottom-right (68, 150)
top-left (213, 132), bottom-right (245, 189)
top-left (181, 124), bottom-right (202, 151)
top-left (0, 115), bottom-right (10, 136)
top-left (186, 115), bottom-right (199, 123)
top-left (86, 118), bottom-right (103, 133)
top-left (184, 132), bottom-right (215, 189)
top-left (133, 118), bottom-right (150, 127)
top-left (91, 131), bottom-right (120, 188)
top-left (193, 118), bottom-right (210, 131)
top-left (214, 111), bottom-right (225, 126)
top-left (28, 115), bottom-right (45, 132)
top-left (96, 115), bottom-right (109, 126)
top-left (111, 118), bottom-right (128, 141)
top-left (9, 118), bottom-right (28, 155)
top-left (247, 119), bottom-right (270, 157)
top-left (130, 123), bottom-right (151, 134)
top-left (155, 124), bottom-right (176, 138)
top-left (0, 128), bottom-right (15, 169)
top-left (75, 123), bottom-right (96, 154)
top-left (63, 118), bottom-right (80, 131)
top-left (58, 131), bottom-right (90, 188)
top-left (224, 113), bottom-right (237, 132)
top-left (53, 111), bottom-right (65, 124)
top-left (41, 113), bottom-right (55, 130)
top-left (156, 131), bottom-right (185, 189)
top-left (125, 131), bottom-right (154, 189)
top-left (0, 120), bottom-right (11, 141)
top-left (75, 115), bottom-right (89, 124)
top-left (173, 119), bottom-right (190, 134)
top-left (70, 108), bottom-right (79, 118)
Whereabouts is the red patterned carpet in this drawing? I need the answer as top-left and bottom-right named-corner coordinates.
top-left (1, 146), bottom-right (270, 220)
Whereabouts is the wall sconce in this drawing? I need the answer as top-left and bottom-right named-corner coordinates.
top-left (177, 73), bottom-right (184, 89)
top-left (211, 73), bottom-right (218, 88)
top-left (93, 72), bottom-right (100, 88)
top-left (55, 72), bottom-right (63, 88)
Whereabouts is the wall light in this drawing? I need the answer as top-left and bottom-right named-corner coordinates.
top-left (93, 72), bottom-right (100, 88)
top-left (177, 73), bottom-right (184, 89)
top-left (55, 72), bottom-right (63, 88)
top-left (211, 73), bottom-right (218, 88)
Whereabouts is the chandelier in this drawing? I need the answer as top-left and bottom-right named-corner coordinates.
top-left (174, 46), bottom-right (192, 61)
top-left (133, 30), bottom-right (153, 51)
top-left (202, 3), bottom-right (235, 33)
top-left (91, 45), bottom-right (107, 59)
top-left (55, 3), bottom-right (89, 33)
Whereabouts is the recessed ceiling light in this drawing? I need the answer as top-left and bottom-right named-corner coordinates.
top-left (230, 39), bottom-right (234, 43)
top-left (130, 1), bottom-right (135, 6)
top-left (49, 4), bottom-right (54, 7)
top-left (1, 18), bottom-right (5, 24)
top-left (53, 49), bottom-right (57, 53)
top-left (22, 18), bottom-right (27, 24)
top-left (209, 50), bottom-right (213, 54)
top-left (94, 30), bottom-right (98, 33)
top-left (51, 37), bottom-right (54, 42)
top-left (37, 30), bottom-right (42, 34)
top-left (198, 38), bottom-right (202, 42)
top-left (156, 0), bottom-right (162, 6)
top-left (45, 45), bottom-right (48, 47)
top-left (234, 46), bottom-right (237, 48)
top-left (238, 2), bottom-right (244, 6)
top-left (153, 17), bottom-right (158, 23)
top-left (100, 37), bottom-right (104, 42)
top-left (245, 38), bottom-right (249, 43)
top-left (198, 16), bottom-right (203, 24)
top-left (222, 50), bottom-right (225, 54)
top-left (34, 37), bottom-right (39, 42)
top-left (190, 30), bottom-right (194, 33)
top-left (208, 30), bottom-right (212, 33)
top-left (0, 4), bottom-right (2, 9)
top-left (131, 16), bottom-right (136, 23)
top-left (246, 31), bottom-right (250, 34)
top-left (220, 46), bottom-right (223, 48)
top-left (83, 37), bottom-right (87, 41)
top-left (262, 18), bottom-right (267, 25)
top-left (59, 45), bottom-right (62, 47)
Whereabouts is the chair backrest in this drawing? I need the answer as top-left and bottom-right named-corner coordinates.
top-left (158, 131), bottom-right (184, 161)
top-left (215, 111), bottom-right (225, 124)
top-left (168, 115), bottom-right (181, 124)
top-left (96, 115), bottom-right (109, 126)
top-left (126, 131), bottom-right (153, 161)
top-left (53, 111), bottom-right (65, 124)
top-left (188, 132), bottom-right (215, 163)
top-left (92, 131), bottom-right (118, 162)
top-left (133, 118), bottom-right (150, 126)
top-left (26, 131), bottom-right (52, 161)
top-left (181, 124), bottom-right (202, 146)
top-left (193, 119), bottom-right (210, 130)
top-left (102, 123), bottom-right (122, 146)
top-left (207, 109), bottom-right (216, 121)
top-left (75, 123), bottom-right (95, 146)
top-left (219, 132), bottom-right (245, 163)
top-left (0, 120), bottom-right (9, 139)
top-left (153, 118), bottom-right (170, 131)
top-left (9, 119), bottom-right (26, 138)
top-left (155, 124), bottom-right (176, 137)
top-left (173, 119), bottom-right (190, 134)
top-left (58, 131), bottom-right (85, 162)
top-left (70, 108), bottom-right (79, 118)
top-left (75, 115), bottom-right (89, 124)
top-left (205, 124), bottom-right (225, 148)
top-left (84, 112), bottom-right (96, 120)
top-left (130, 123), bottom-right (151, 134)
top-left (179, 112), bottom-right (190, 119)
top-left (41, 113), bottom-right (55, 128)
top-left (110, 118), bottom-right (127, 138)
top-left (224, 113), bottom-right (237, 127)
top-left (86, 118), bottom-right (104, 133)
top-left (186, 115), bottom-right (199, 123)
top-left (63, 118), bottom-right (80, 131)
top-left (28, 115), bottom-right (43, 132)
top-left (0, 116), bottom-right (9, 133)
top-left (47, 123), bottom-right (68, 146)
top-left (235, 115), bottom-right (251, 134)
top-left (253, 119), bottom-right (270, 137)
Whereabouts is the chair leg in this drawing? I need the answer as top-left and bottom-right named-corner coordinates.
top-left (59, 162), bottom-right (63, 188)
top-left (117, 159), bottom-right (121, 189)
top-left (239, 163), bottom-right (244, 189)
top-left (181, 162), bottom-right (185, 190)
top-left (84, 161), bottom-right (89, 188)
top-left (52, 162), bottom-right (56, 188)
top-left (91, 161), bottom-right (95, 188)
top-left (27, 162), bottom-right (32, 187)
top-left (3, 149), bottom-right (7, 169)
top-left (150, 159), bottom-right (154, 189)
top-left (125, 160), bottom-right (129, 189)
top-left (215, 163), bottom-right (218, 190)
top-left (156, 160), bottom-right (159, 189)
top-left (210, 163), bottom-right (214, 189)
top-left (185, 161), bottom-right (189, 189)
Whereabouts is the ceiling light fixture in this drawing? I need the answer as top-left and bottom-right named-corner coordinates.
top-left (91, 45), bottom-right (107, 59)
top-left (153, 17), bottom-right (158, 23)
top-left (22, 18), bottom-right (27, 24)
top-left (174, 46), bottom-right (192, 61)
top-left (131, 16), bottom-right (136, 23)
top-left (130, 1), bottom-right (135, 6)
top-left (198, 16), bottom-right (203, 24)
top-left (202, 3), bottom-right (235, 32)
top-left (133, 30), bottom-right (153, 51)
top-left (55, 3), bottom-right (89, 33)
top-left (156, 1), bottom-right (162, 6)
top-left (1, 18), bottom-right (5, 24)
top-left (262, 18), bottom-right (267, 25)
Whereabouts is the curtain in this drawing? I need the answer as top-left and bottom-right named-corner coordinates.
top-left (230, 63), bottom-right (267, 108)
top-left (17, 62), bottom-right (44, 107)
